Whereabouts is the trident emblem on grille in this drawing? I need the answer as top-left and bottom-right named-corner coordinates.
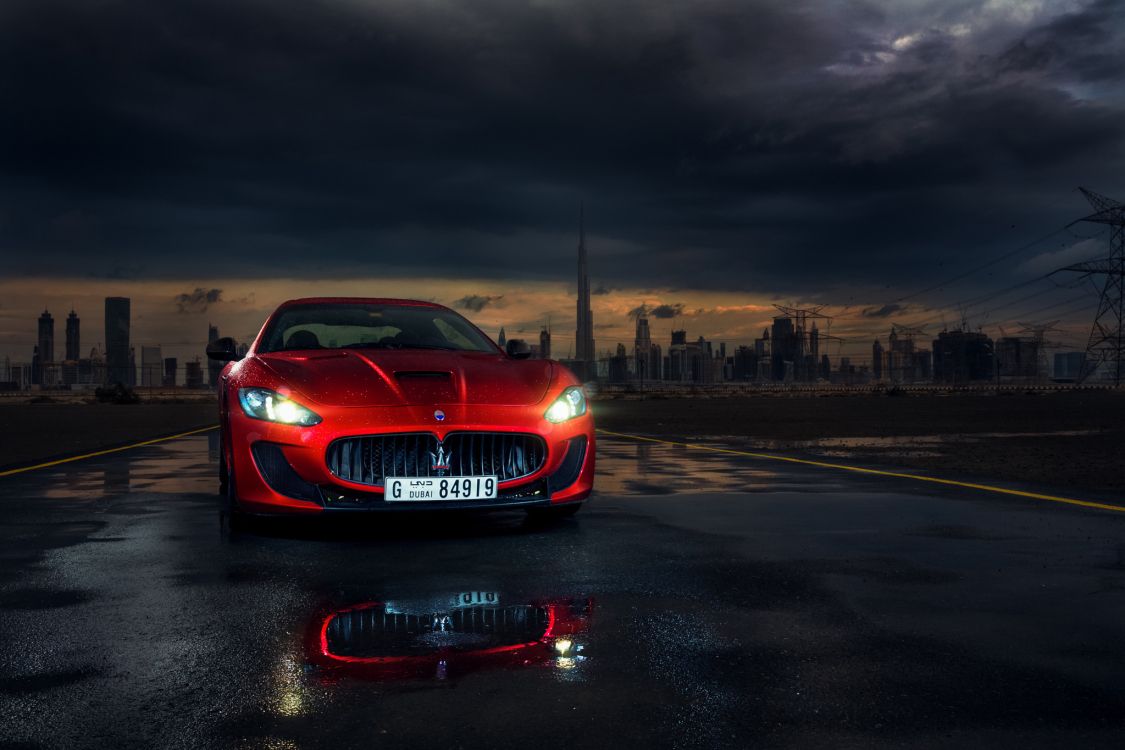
top-left (430, 443), bottom-right (452, 475)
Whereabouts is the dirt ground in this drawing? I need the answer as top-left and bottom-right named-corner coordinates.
top-left (0, 402), bottom-right (216, 470)
top-left (594, 390), bottom-right (1125, 496)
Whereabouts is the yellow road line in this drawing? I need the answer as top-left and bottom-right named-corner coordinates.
top-left (0, 425), bottom-right (219, 478)
top-left (597, 428), bottom-right (1125, 514)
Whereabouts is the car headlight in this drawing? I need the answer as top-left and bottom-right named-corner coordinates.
top-left (544, 386), bottom-right (587, 424)
top-left (238, 388), bottom-right (322, 426)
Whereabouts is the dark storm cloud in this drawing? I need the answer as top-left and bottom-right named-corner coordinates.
top-left (862, 304), bottom-right (904, 319)
top-left (174, 287), bottom-right (223, 314)
top-left (454, 294), bottom-right (504, 312)
top-left (0, 0), bottom-right (1123, 301)
top-left (629, 302), bottom-right (686, 319)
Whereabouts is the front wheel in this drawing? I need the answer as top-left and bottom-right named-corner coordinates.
top-left (220, 459), bottom-right (250, 532)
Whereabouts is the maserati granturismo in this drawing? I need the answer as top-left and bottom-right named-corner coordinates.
top-left (207, 298), bottom-right (594, 520)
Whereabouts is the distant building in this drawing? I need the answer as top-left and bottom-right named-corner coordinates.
top-left (632, 312), bottom-right (661, 383)
top-left (733, 345), bottom-right (757, 380)
top-left (608, 343), bottom-right (629, 383)
top-left (105, 297), bottom-right (131, 385)
top-left (37, 309), bottom-right (54, 365)
top-left (141, 345), bottom-right (162, 387)
top-left (185, 358), bottom-right (204, 388)
top-left (85, 347), bottom-right (106, 385)
top-left (754, 329), bottom-right (771, 380)
top-left (1054, 351), bottom-right (1085, 381)
top-left (872, 339), bottom-right (884, 380)
top-left (33, 309), bottom-right (54, 385)
top-left (498, 327), bottom-right (507, 347)
top-left (574, 206), bottom-right (596, 379)
top-left (163, 357), bottom-right (178, 387)
top-left (996, 336), bottom-right (1040, 380)
top-left (770, 317), bottom-right (797, 381)
top-left (932, 329), bottom-right (994, 384)
top-left (886, 328), bottom-right (931, 383)
top-left (65, 310), bottom-right (80, 361)
top-left (539, 326), bottom-right (551, 359)
top-left (207, 324), bottom-right (221, 388)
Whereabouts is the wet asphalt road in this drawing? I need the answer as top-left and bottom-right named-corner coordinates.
top-left (4, 434), bottom-right (1125, 749)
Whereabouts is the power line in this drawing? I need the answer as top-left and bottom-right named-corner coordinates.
top-left (888, 226), bottom-right (1069, 305)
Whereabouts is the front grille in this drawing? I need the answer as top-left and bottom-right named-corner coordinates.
top-left (324, 604), bottom-right (551, 657)
top-left (327, 432), bottom-right (547, 487)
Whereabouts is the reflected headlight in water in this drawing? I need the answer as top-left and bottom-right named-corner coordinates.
top-left (544, 387), bottom-right (587, 424)
top-left (239, 387), bottom-right (322, 426)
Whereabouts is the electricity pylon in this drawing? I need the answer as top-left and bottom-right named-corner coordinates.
top-left (773, 304), bottom-right (838, 381)
top-left (1059, 188), bottom-right (1125, 385)
top-left (1015, 320), bottom-right (1063, 382)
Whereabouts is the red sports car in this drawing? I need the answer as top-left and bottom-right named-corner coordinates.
top-left (206, 298), bottom-right (594, 520)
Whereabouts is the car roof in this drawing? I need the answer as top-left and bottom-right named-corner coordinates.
top-left (276, 297), bottom-right (448, 310)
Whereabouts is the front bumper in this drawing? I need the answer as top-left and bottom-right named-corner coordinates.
top-left (225, 402), bottom-right (595, 514)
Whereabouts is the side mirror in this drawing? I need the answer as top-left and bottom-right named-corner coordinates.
top-left (206, 336), bottom-right (241, 362)
top-left (506, 339), bottom-right (533, 360)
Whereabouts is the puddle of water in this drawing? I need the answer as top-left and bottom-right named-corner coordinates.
top-left (746, 429), bottom-right (1101, 452)
top-left (594, 440), bottom-right (782, 495)
top-left (304, 594), bottom-right (593, 683)
top-left (36, 436), bottom-right (218, 500)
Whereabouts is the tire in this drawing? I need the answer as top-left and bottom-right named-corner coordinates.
top-left (221, 458), bottom-right (249, 532)
top-left (527, 503), bottom-right (582, 522)
top-left (218, 437), bottom-right (230, 491)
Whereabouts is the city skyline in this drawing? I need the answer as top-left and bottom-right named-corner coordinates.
top-left (0, 258), bottom-right (1103, 371)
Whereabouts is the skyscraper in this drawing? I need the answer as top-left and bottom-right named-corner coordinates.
top-left (498, 327), bottom-right (507, 347)
top-left (539, 325), bottom-right (551, 359)
top-left (105, 297), bottom-right (131, 385)
top-left (633, 310), bottom-right (659, 382)
top-left (770, 317), bottom-right (797, 381)
top-left (574, 205), bottom-right (595, 379)
top-left (34, 309), bottom-right (54, 385)
top-left (65, 310), bottom-right (80, 361)
top-left (872, 339), bottom-right (884, 380)
top-left (37, 309), bottom-right (54, 365)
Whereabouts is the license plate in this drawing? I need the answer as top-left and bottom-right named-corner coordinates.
top-left (385, 476), bottom-right (498, 502)
top-left (383, 592), bottom-right (500, 614)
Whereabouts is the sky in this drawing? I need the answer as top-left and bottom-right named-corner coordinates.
top-left (2, 0), bottom-right (1123, 365)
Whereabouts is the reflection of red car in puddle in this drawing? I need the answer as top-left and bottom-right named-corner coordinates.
top-left (306, 594), bottom-right (593, 680)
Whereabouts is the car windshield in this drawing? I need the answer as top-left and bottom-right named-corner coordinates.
top-left (258, 303), bottom-right (500, 354)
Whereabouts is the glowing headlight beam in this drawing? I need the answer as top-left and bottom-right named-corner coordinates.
top-left (238, 388), bottom-right (322, 426)
top-left (544, 386), bottom-right (587, 424)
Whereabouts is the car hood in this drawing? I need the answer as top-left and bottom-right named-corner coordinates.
top-left (256, 350), bottom-right (555, 407)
